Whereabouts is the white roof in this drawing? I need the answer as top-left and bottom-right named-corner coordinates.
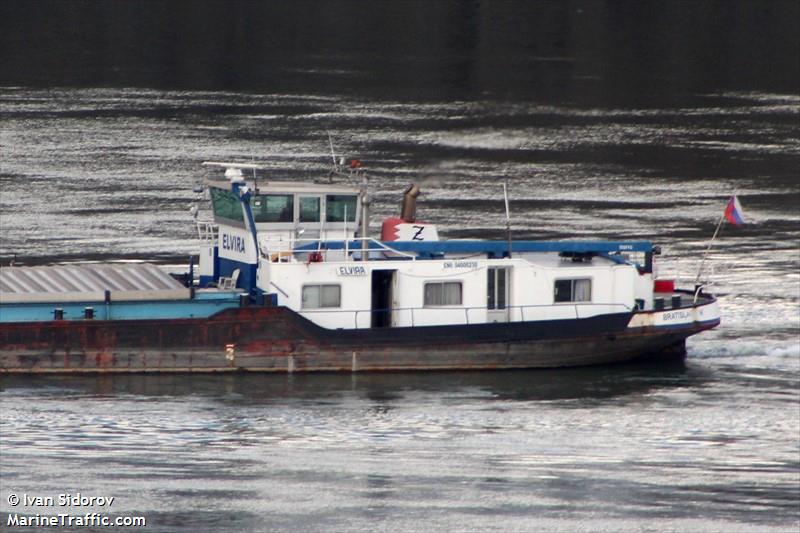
top-left (205, 178), bottom-right (360, 195)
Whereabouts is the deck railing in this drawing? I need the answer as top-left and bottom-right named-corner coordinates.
top-left (261, 236), bottom-right (418, 261)
top-left (196, 222), bottom-right (218, 243)
top-left (296, 302), bottom-right (634, 329)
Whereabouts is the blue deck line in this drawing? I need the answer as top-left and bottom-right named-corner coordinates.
top-left (0, 291), bottom-right (242, 323)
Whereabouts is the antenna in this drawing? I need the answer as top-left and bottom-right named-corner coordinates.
top-left (327, 133), bottom-right (340, 182)
top-left (202, 162), bottom-right (266, 170)
top-left (250, 156), bottom-right (259, 194)
top-left (328, 132), bottom-right (337, 166)
top-left (503, 180), bottom-right (512, 259)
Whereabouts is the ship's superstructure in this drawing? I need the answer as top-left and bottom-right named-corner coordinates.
top-left (197, 162), bottom-right (712, 333)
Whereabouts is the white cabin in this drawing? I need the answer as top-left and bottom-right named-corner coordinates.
top-left (265, 253), bottom-right (642, 330)
top-left (197, 162), bottom-right (659, 331)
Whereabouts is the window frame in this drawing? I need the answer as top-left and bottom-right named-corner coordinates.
top-left (251, 193), bottom-right (294, 223)
top-left (325, 194), bottom-right (358, 223)
top-left (553, 278), bottom-right (592, 303)
top-left (423, 281), bottom-right (463, 307)
top-left (299, 195), bottom-right (321, 223)
top-left (301, 284), bottom-right (342, 309)
top-left (210, 187), bottom-right (245, 224)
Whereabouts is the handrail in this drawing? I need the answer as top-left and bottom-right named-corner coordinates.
top-left (262, 236), bottom-right (418, 260)
top-left (301, 301), bottom-right (634, 328)
top-left (196, 222), bottom-right (218, 242)
top-left (269, 282), bottom-right (289, 299)
top-left (300, 302), bottom-right (633, 315)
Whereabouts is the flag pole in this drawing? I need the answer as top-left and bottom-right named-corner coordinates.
top-left (694, 212), bottom-right (726, 284)
top-left (694, 190), bottom-right (737, 284)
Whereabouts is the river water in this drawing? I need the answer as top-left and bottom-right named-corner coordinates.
top-left (1, 2), bottom-right (799, 532)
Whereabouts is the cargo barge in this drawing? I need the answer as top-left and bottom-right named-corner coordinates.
top-left (0, 160), bottom-right (720, 373)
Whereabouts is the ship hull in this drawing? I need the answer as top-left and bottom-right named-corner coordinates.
top-left (0, 305), bottom-right (718, 374)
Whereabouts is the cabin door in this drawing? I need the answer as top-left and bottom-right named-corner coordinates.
top-left (487, 267), bottom-right (510, 323)
top-left (371, 269), bottom-right (395, 328)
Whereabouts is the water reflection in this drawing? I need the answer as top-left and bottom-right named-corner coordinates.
top-left (0, 358), bottom-right (698, 403)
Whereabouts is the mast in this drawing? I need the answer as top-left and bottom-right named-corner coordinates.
top-left (503, 180), bottom-right (512, 259)
top-left (361, 169), bottom-right (369, 261)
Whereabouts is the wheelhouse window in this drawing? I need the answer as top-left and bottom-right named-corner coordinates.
top-left (554, 278), bottom-right (592, 303)
top-left (299, 196), bottom-right (321, 223)
top-left (326, 194), bottom-right (357, 222)
top-left (302, 284), bottom-right (341, 308)
top-left (210, 187), bottom-right (244, 222)
top-left (424, 281), bottom-right (462, 306)
top-left (252, 194), bottom-right (294, 223)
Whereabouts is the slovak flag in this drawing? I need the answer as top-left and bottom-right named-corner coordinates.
top-left (724, 195), bottom-right (746, 225)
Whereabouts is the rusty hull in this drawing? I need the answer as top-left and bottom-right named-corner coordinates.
top-left (0, 307), bottom-right (709, 373)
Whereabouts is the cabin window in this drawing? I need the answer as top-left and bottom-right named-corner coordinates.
top-left (326, 195), bottom-right (358, 222)
top-left (299, 196), bottom-right (321, 223)
top-left (424, 281), bottom-right (462, 306)
top-left (210, 187), bottom-right (244, 222)
top-left (554, 278), bottom-right (592, 303)
top-left (252, 194), bottom-right (294, 223)
top-left (302, 284), bottom-right (341, 308)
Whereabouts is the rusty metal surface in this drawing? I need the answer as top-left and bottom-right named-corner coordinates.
top-left (0, 306), bottom-right (716, 374)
